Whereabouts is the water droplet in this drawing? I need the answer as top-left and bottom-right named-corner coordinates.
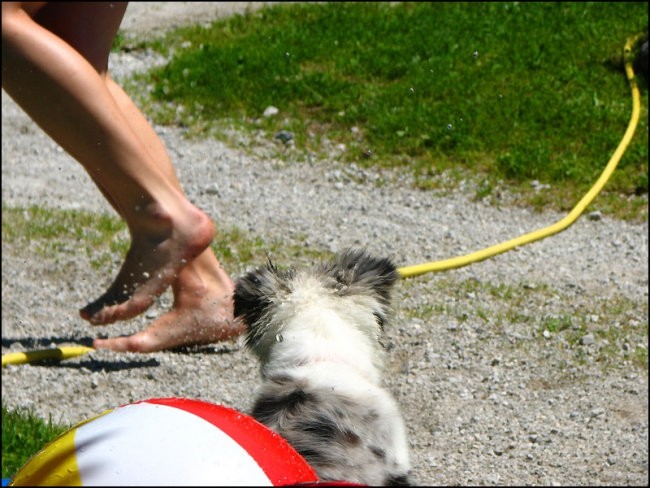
top-left (472, 50), bottom-right (479, 58)
top-left (275, 333), bottom-right (284, 343)
top-left (409, 87), bottom-right (415, 93)
top-left (446, 124), bottom-right (453, 130)
top-left (142, 271), bottom-right (150, 279)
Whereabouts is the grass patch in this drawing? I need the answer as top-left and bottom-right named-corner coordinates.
top-left (1, 204), bottom-right (335, 277)
top-left (1, 403), bottom-right (69, 480)
top-left (125, 2), bottom-right (647, 220)
top-left (1, 204), bottom-right (129, 270)
top-left (400, 276), bottom-right (648, 371)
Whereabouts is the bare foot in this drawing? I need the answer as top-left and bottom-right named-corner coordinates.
top-left (80, 200), bottom-right (215, 325)
top-left (92, 249), bottom-right (247, 352)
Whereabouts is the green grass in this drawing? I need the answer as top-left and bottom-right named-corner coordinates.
top-left (1, 204), bottom-right (130, 270)
top-left (1, 204), bottom-right (333, 277)
top-left (125, 2), bottom-right (648, 220)
top-left (401, 276), bottom-right (649, 371)
top-left (2, 403), bottom-right (70, 479)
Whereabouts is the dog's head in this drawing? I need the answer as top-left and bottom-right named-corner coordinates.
top-left (233, 248), bottom-right (399, 362)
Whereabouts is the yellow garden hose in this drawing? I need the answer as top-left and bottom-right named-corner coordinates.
top-left (398, 34), bottom-right (643, 278)
top-left (1, 346), bottom-right (95, 367)
top-left (2, 36), bottom-right (644, 366)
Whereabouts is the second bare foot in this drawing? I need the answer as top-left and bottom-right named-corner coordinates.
top-left (92, 249), bottom-right (246, 352)
top-left (80, 200), bottom-right (214, 325)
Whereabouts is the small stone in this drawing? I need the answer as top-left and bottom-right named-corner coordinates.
top-left (205, 183), bottom-right (220, 195)
top-left (587, 210), bottom-right (602, 221)
top-left (590, 407), bottom-right (606, 417)
top-left (263, 105), bottom-right (279, 117)
top-left (274, 130), bottom-right (293, 144)
top-left (580, 333), bottom-right (596, 345)
top-left (531, 180), bottom-right (551, 190)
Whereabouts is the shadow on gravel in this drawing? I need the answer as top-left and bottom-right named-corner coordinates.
top-left (2, 335), bottom-right (95, 349)
top-left (3, 337), bottom-right (242, 370)
top-left (2, 336), bottom-right (159, 371)
top-left (168, 343), bottom-right (242, 355)
top-left (55, 358), bottom-right (160, 372)
top-left (2, 337), bottom-right (242, 355)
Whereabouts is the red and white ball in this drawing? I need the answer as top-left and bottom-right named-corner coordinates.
top-left (10, 398), bottom-right (320, 486)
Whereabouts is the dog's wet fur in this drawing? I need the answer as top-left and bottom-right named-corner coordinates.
top-left (234, 248), bottom-right (411, 485)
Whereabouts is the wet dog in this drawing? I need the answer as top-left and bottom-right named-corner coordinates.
top-left (234, 248), bottom-right (411, 485)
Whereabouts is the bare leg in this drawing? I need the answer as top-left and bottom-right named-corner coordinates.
top-left (2, 2), bottom-right (245, 350)
top-left (94, 76), bottom-right (245, 351)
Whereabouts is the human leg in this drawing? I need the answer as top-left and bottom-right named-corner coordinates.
top-left (2, 2), bottom-right (215, 327)
top-left (93, 76), bottom-right (245, 351)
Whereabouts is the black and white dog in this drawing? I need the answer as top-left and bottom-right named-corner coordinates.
top-left (234, 248), bottom-right (411, 485)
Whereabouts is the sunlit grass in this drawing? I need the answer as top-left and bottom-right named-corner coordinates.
top-left (125, 2), bottom-right (647, 220)
top-left (400, 276), bottom-right (649, 371)
top-left (1, 403), bottom-right (70, 480)
top-left (1, 204), bottom-right (334, 276)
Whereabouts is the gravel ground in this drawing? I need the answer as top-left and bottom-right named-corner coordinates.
top-left (2, 3), bottom-right (648, 485)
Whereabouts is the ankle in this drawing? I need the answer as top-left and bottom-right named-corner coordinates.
top-left (125, 196), bottom-right (214, 252)
top-left (180, 251), bottom-right (234, 290)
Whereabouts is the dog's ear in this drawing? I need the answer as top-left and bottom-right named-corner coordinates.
top-left (234, 264), bottom-right (292, 328)
top-left (330, 248), bottom-right (399, 305)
